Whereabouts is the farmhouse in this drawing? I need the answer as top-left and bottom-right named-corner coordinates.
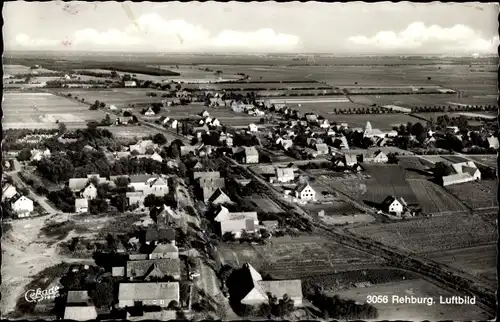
top-left (358, 150), bottom-right (389, 163)
top-left (487, 136), bottom-right (499, 149)
top-left (11, 195), bottom-right (34, 217)
top-left (239, 263), bottom-right (303, 307)
top-left (193, 125), bottom-right (209, 138)
top-left (109, 104), bottom-right (118, 110)
top-left (315, 143), bottom-right (329, 155)
top-left (248, 123), bottom-right (259, 132)
top-left (295, 183), bottom-right (316, 201)
top-left (127, 191), bottom-right (146, 209)
top-left (118, 282), bottom-right (179, 308)
top-left (124, 80), bottom-right (137, 87)
top-left (75, 198), bottom-right (89, 213)
top-left (381, 196), bottom-right (405, 216)
top-left (243, 146), bottom-right (259, 164)
top-left (214, 206), bottom-right (259, 238)
top-left (81, 183), bottom-right (98, 200)
top-left (126, 258), bottom-right (181, 280)
top-left (144, 107), bottom-right (156, 116)
top-left (442, 161), bottom-right (481, 186)
top-left (118, 116), bottom-right (134, 125)
top-left (194, 171), bottom-right (225, 202)
top-left (344, 154), bottom-right (358, 167)
top-left (130, 140), bottom-right (158, 154)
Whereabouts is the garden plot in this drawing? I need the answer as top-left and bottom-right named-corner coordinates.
top-left (445, 180), bottom-right (498, 210)
top-left (407, 179), bottom-right (470, 215)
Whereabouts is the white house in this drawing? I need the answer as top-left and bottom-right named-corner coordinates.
top-left (243, 146), bottom-right (259, 164)
top-left (150, 152), bottom-right (163, 162)
top-left (442, 161), bottom-right (481, 186)
top-left (276, 168), bottom-right (295, 183)
top-left (487, 136), bottom-right (499, 149)
top-left (30, 148), bottom-right (51, 162)
top-left (214, 206), bottom-right (259, 238)
top-left (75, 198), bottom-right (89, 213)
top-left (295, 183), bottom-right (316, 201)
top-left (171, 119), bottom-right (179, 129)
top-left (144, 107), bottom-right (156, 116)
top-left (82, 183), bottom-right (98, 200)
top-left (201, 110), bottom-right (210, 118)
top-left (211, 118), bottom-right (221, 127)
top-left (381, 196), bottom-right (404, 216)
top-left (109, 105), bottom-right (118, 110)
top-left (248, 123), bottom-right (259, 132)
top-left (11, 195), bottom-right (34, 217)
top-left (315, 143), bottom-right (329, 155)
top-left (344, 154), bottom-right (358, 167)
top-left (124, 81), bottom-right (137, 87)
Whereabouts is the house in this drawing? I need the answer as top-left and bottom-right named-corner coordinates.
top-left (487, 136), bottom-right (499, 149)
top-left (239, 263), bottom-right (303, 306)
top-left (276, 168), bottom-right (295, 183)
top-left (261, 220), bottom-right (279, 230)
top-left (109, 104), bottom-right (118, 110)
top-left (30, 148), bottom-right (51, 161)
top-left (315, 143), bottom-right (329, 155)
top-left (2, 184), bottom-right (17, 201)
top-left (243, 146), bottom-right (259, 164)
top-left (445, 126), bottom-right (460, 134)
top-left (145, 224), bottom-right (176, 245)
top-left (361, 150), bottom-right (389, 163)
top-left (281, 139), bottom-right (294, 151)
top-left (200, 110), bottom-right (210, 118)
top-left (118, 282), bottom-right (180, 308)
top-left (248, 123), bottom-right (259, 132)
top-left (11, 195), bottom-right (34, 217)
top-left (130, 140), bottom-right (158, 154)
top-left (81, 183), bottom-right (97, 200)
top-left (193, 125), bottom-right (209, 138)
top-left (194, 171), bottom-right (225, 202)
top-left (208, 188), bottom-right (232, 205)
top-left (75, 198), bottom-right (89, 213)
top-left (305, 114), bottom-right (318, 123)
top-left (332, 136), bottom-right (349, 150)
top-left (442, 161), bottom-right (481, 186)
top-left (210, 118), bottom-right (221, 127)
top-left (127, 191), bottom-right (146, 209)
top-left (154, 205), bottom-right (182, 227)
top-left (124, 80), bottom-right (137, 87)
top-left (66, 290), bottom-right (92, 306)
top-left (63, 306), bottom-right (98, 321)
top-left (129, 176), bottom-right (169, 197)
top-left (214, 207), bottom-right (259, 238)
top-left (150, 152), bottom-right (163, 162)
top-left (149, 241), bottom-right (179, 260)
top-left (295, 183), bottom-right (316, 201)
top-left (319, 119), bottom-right (330, 129)
top-left (171, 119), bottom-right (179, 129)
top-left (126, 258), bottom-right (181, 280)
top-left (118, 116), bottom-right (134, 125)
top-left (381, 196), bottom-right (404, 216)
top-left (112, 267), bottom-right (125, 277)
top-left (180, 145), bottom-right (198, 156)
top-left (144, 107), bottom-right (156, 116)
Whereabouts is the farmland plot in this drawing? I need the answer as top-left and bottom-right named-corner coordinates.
top-left (183, 82), bottom-right (325, 90)
top-left (4, 64), bottom-right (32, 75)
top-left (425, 244), bottom-right (497, 283)
top-left (105, 125), bottom-right (176, 139)
top-left (335, 279), bottom-right (491, 321)
top-left (198, 65), bottom-right (313, 82)
top-left (2, 92), bottom-right (105, 129)
top-left (361, 164), bottom-right (419, 204)
top-left (57, 88), bottom-right (168, 108)
top-left (398, 156), bottom-right (434, 179)
top-left (304, 199), bottom-right (365, 216)
top-left (407, 179), bottom-right (470, 215)
top-left (350, 213), bottom-right (497, 253)
top-left (243, 196), bottom-right (283, 213)
top-left (467, 155), bottom-right (497, 168)
top-left (217, 235), bottom-right (384, 279)
top-left (324, 114), bottom-right (417, 130)
top-left (445, 180), bottom-right (498, 210)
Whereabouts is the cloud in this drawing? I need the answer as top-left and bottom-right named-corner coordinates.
top-left (10, 13), bottom-right (300, 51)
top-left (347, 22), bottom-right (499, 53)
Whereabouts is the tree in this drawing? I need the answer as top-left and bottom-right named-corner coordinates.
top-left (19, 187), bottom-right (30, 196)
top-left (433, 162), bottom-right (452, 178)
top-left (17, 148), bottom-right (32, 161)
top-left (222, 232), bottom-right (236, 242)
top-left (144, 194), bottom-right (158, 208)
top-left (387, 153), bottom-right (399, 164)
top-left (218, 265), bottom-right (234, 285)
top-left (58, 122), bottom-right (67, 134)
top-left (410, 122), bottom-right (426, 142)
top-left (153, 133), bottom-right (168, 145)
top-left (113, 194), bottom-right (128, 212)
top-left (90, 278), bottom-right (115, 308)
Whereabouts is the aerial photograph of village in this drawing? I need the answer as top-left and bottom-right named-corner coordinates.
top-left (1, 1), bottom-right (498, 321)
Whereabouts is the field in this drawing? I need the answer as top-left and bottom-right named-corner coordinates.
top-left (104, 125), bottom-right (176, 140)
top-left (407, 179), bottom-right (470, 215)
top-left (55, 88), bottom-right (168, 108)
top-left (335, 279), bottom-right (491, 321)
top-left (217, 235), bottom-right (385, 279)
top-left (324, 114), bottom-right (417, 130)
top-left (182, 82), bottom-right (326, 90)
top-left (242, 195), bottom-right (283, 213)
top-left (4, 64), bottom-right (32, 74)
top-left (349, 212), bottom-right (497, 254)
top-left (2, 92), bottom-right (106, 129)
top-left (157, 65), bottom-right (242, 82)
top-left (361, 164), bottom-right (418, 205)
top-left (425, 244), bottom-right (497, 283)
top-left (445, 180), bottom-right (498, 210)
top-left (467, 155), bottom-right (497, 168)
top-left (303, 199), bottom-right (365, 216)
top-left (196, 65), bottom-right (313, 82)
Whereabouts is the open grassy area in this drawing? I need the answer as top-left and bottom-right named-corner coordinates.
top-left (325, 114), bottom-right (417, 130)
top-left (445, 180), bottom-right (498, 210)
top-left (407, 179), bottom-right (470, 215)
top-left (349, 213), bottom-right (497, 253)
top-left (55, 88), bottom-right (167, 108)
top-left (2, 92), bottom-right (106, 129)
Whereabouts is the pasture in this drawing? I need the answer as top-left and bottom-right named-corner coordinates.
top-left (325, 114), bottom-right (417, 130)
top-left (105, 125), bottom-right (179, 141)
top-left (335, 279), bottom-right (491, 321)
top-left (55, 88), bottom-right (167, 108)
top-left (197, 65), bottom-right (314, 82)
top-left (183, 82), bottom-right (326, 90)
top-left (243, 195), bottom-right (283, 213)
top-left (349, 212), bottom-right (497, 253)
top-left (286, 101), bottom-right (369, 116)
top-left (217, 235), bottom-right (385, 279)
top-left (407, 179), bottom-right (470, 215)
top-left (304, 199), bottom-right (365, 216)
top-left (398, 156), bottom-right (434, 179)
top-left (157, 65), bottom-right (242, 82)
top-left (4, 64), bottom-right (32, 74)
top-left (2, 92), bottom-right (105, 129)
top-left (425, 244), bottom-right (497, 284)
top-left (467, 155), bottom-right (497, 168)
top-left (445, 180), bottom-right (498, 210)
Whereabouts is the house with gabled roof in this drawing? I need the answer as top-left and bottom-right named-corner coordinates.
top-left (150, 152), bottom-right (163, 162)
top-left (126, 258), bottom-right (181, 281)
top-left (194, 171), bottom-right (225, 202)
top-left (239, 263), bottom-right (303, 306)
top-left (442, 161), bottom-right (481, 186)
top-left (30, 148), bottom-right (51, 162)
top-left (11, 195), bottom-right (34, 217)
top-left (118, 282), bottom-right (180, 308)
top-left (248, 123), bottom-right (259, 132)
top-left (75, 198), bottom-right (89, 213)
top-left (381, 196), bottom-right (405, 216)
top-left (276, 168), bottom-right (295, 183)
top-left (295, 183), bottom-right (316, 201)
top-left (487, 136), bottom-right (499, 149)
top-left (66, 290), bottom-right (92, 306)
top-left (361, 150), bottom-right (389, 163)
top-left (214, 206), bottom-right (259, 238)
top-left (81, 183), bottom-right (97, 200)
top-left (344, 154), bottom-right (358, 167)
top-left (124, 80), bottom-right (137, 87)
top-left (315, 143), bottom-right (329, 155)
top-left (208, 188), bottom-right (232, 205)
top-left (149, 241), bottom-right (179, 260)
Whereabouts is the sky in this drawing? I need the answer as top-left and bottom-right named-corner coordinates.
top-left (3, 1), bottom-right (499, 54)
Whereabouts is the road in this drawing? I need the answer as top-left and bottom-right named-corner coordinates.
top-left (226, 156), bottom-right (496, 314)
top-left (6, 161), bottom-right (60, 216)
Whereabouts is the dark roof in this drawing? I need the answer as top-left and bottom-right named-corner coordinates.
top-left (126, 259), bottom-right (181, 279)
top-left (145, 225), bottom-right (175, 242)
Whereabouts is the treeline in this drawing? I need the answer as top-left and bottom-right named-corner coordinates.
top-left (412, 104), bottom-right (496, 113)
top-left (218, 80), bottom-right (318, 84)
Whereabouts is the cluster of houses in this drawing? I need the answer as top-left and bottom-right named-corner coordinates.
top-left (70, 173), bottom-right (170, 213)
top-left (2, 183), bottom-right (34, 218)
